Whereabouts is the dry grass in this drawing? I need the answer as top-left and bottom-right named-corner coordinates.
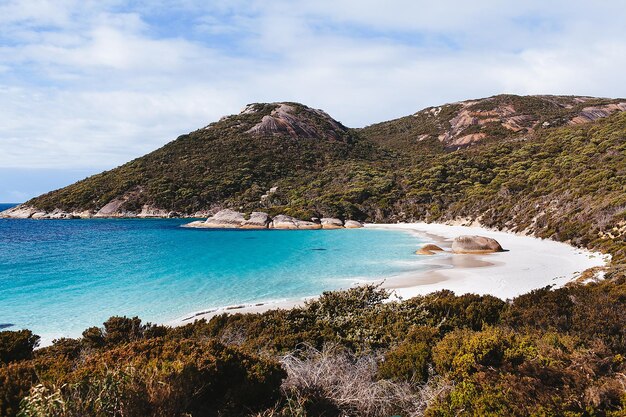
top-left (276, 344), bottom-right (448, 416)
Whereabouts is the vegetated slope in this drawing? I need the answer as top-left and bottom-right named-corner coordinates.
top-left (22, 102), bottom-right (388, 216)
top-left (11, 95), bottom-right (625, 223)
top-left (390, 110), bottom-right (626, 262)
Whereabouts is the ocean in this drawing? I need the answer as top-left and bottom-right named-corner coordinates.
top-left (0, 203), bottom-right (427, 344)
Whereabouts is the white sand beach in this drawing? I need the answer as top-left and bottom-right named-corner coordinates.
top-left (172, 222), bottom-right (610, 325)
top-left (368, 223), bottom-right (610, 300)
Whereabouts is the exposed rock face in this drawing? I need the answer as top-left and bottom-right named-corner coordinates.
top-left (203, 209), bottom-right (246, 228)
top-left (321, 218), bottom-right (344, 229)
top-left (183, 212), bottom-right (353, 230)
top-left (269, 214), bottom-right (297, 229)
top-left (271, 215), bottom-right (321, 230)
top-left (451, 235), bottom-right (504, 254)
top-left (95, 198), bottom-right (127, 217)
top-left (401, 96), bottom-right (626, 149)
top-left (245, 103), bottom-right (348, 140)
top-left (569, 102), bottom-right (626, 124)
top-left (48, 210), bottom-right (77, 219)
top-left (343, 220), bottom-right (364, 228)
top-left (241, 212), bottom-right (270, 229)
top-left (436, 101), bottom-right (531, 147)
top-left (415, 244), bottom-right (444, 256)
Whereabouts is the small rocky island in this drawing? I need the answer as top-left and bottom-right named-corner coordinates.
top-left (184, 209), bottom-right (363, 230)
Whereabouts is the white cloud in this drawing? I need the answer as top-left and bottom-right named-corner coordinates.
top-left (0, 0), bottom-right (625, 171)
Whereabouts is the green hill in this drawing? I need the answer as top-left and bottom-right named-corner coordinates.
top-left (16, 102), bottom-right (386, 217)
top-left (4, 95), bottom-right (623, 225)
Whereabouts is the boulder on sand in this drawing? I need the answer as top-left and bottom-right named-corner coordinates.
top-left (451, 235), bottom-right (504, 254)
top-left (343, 220), bottom-right (363, 228)
top-left (415, 244), bottom-right (444, 255)
top-left (320, 218), bottom-right (344, 229)
top-left (241, 212), bottom-right (270, 229)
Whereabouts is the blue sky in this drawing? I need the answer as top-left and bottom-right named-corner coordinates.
top-left (1, 0), bottom-right (625, 202)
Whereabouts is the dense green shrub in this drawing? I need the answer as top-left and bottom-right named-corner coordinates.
top-left (0, 330), bottom-right (39, 364)
top-left (378, 326), bottom-right (439, 384)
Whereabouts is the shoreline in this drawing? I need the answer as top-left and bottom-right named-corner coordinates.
top-left (170, 222), bottom-right (610, 326)
top-left (366, 223), bottom-right (609, 300)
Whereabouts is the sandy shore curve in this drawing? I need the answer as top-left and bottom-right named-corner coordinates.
top-left (367, 223), bottom-right (609, 300)
top-left (171, 222), bottom-right (609, 325)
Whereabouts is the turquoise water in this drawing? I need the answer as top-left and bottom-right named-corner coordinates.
top-left (0, 204), bottom-right (426, 343)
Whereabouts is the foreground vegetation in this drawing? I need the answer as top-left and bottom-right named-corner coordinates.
top-left (2, 277), bottom-right (625, 416)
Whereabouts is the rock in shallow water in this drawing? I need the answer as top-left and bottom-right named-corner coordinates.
top-left (204, 209), bottom-right (246, 228)
top-left (320, 218), bottom-right (344, 229)
top-left (451, 235), bottom-right (504, 254)
top-left (271, 215), bottom-right (321, 230)
top-left (241, 212), bottom-right (270, 229)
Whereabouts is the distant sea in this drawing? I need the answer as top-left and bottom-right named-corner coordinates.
top-left (0, 203), bottom-right (428, 344)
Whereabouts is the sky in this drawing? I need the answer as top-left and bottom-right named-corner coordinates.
top-left (1, 1), bottom-right (625, 202)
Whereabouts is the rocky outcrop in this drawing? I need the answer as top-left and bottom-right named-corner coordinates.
top-left (245, 103), bottom-right (348, 140)
top-left (321, 218), bottom-right (344, 229)
top-left (451, 235), bottom-right (504, 254)
top-left (94, 198), bottom-right (127, 217)
top-left (241, 212), bottom-right (270, 229)
top-left (344, 220), bottom-right (364, 229)
top-left (404, 96), bottom-right (626, 149)
top-left (271, 215), bottom-right (321, 230)
top-left (203, 209), bottom-right (246, 228)
top-left (183, 211), bottom-right (364, 230)
top-left (0, 205), bottom-right (39, 219)
top-left (436, 101), bottom-right (528, 147)
top-left (137, 206), bottom-right (170, 218)
top-left (569, 102), bottom-right (626, 125)
top-left (0, 205), bottom-right (85, 219)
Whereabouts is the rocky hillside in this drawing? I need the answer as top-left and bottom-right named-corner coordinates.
top-left (360, 94), bottom-right (626, 151)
